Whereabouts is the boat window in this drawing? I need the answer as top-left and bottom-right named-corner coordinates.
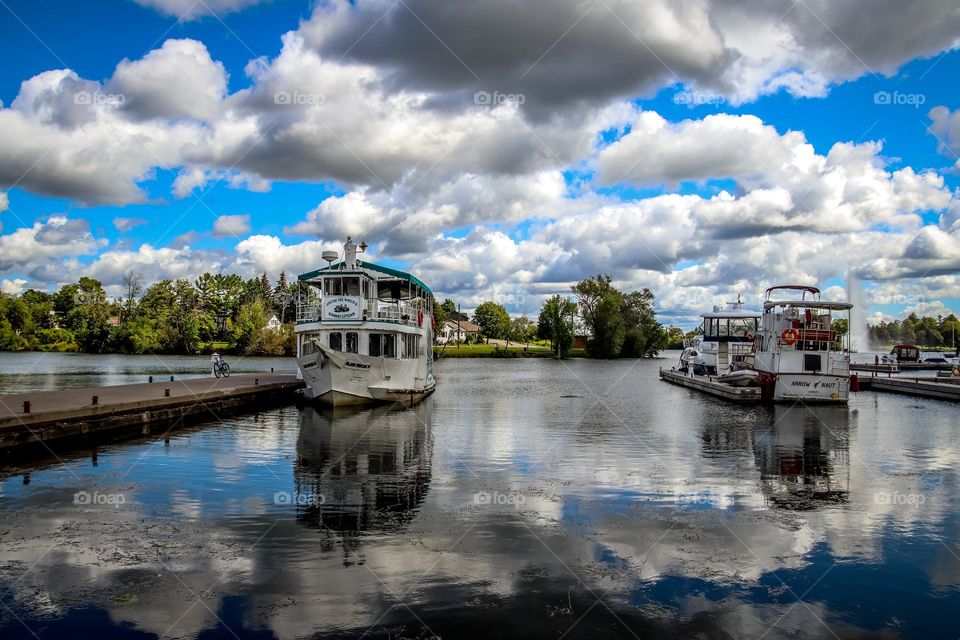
top-left (803, 354), bottom-right (822, 371)
top-left (301, 338), bottom-right (318, 356)
top-left (329, 332), bottom-right (342, 351)
top-left (729, 317), bottom-right (756, 337)
top-left (369, 333), bottom-right (396, 358)
top-left (324, 278), bottom-right (342, 296)
top-left (346, 332), bottom-right (359, 354)
top-left (400, 334), bottom-right (419, 359)
top-left (378, 280), bottom-right (406, 300)
top-left (344, 277), bottom-right (360, 296)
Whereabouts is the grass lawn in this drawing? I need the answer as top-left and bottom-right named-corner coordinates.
top-left (435, 343), bottom-right (556, 358)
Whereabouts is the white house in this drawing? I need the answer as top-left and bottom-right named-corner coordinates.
top-left (436, 319), bottom-right (479, 344)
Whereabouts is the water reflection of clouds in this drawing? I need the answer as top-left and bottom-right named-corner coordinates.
top-left (1, 360), bottom-right (959, 638)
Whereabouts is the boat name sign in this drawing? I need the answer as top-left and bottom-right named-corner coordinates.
top-left (322, 296), bottom-right (362, 321)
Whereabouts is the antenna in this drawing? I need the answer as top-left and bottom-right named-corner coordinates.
top-left (727, 293), bottom-right (744, 309)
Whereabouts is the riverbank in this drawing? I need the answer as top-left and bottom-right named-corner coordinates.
top-left (434, 344), bottom-right (589, 358)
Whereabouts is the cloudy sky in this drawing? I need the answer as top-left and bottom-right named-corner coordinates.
top-left (1, 0), bottom-right (959, 327)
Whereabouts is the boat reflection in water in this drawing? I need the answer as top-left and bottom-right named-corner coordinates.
top-left (293, 403), bottom-right (433, 535)
top-left (753, 405), bottom-right (851, 511)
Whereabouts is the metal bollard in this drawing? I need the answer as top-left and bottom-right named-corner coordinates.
top-left (255, 378), bottom-right (259, 385)
top-left (22, 400), bottom-right (31, 414)
top-left (271, 367), bottom-right (274, 373)
top-left (164, 388), bottom-right (170, 397)
top-left (149, 375), bottom-right (154, 383)
top-left (170, 375), bottom-right (175, 382)
top-left (92, 395), bottom-right (99, 405)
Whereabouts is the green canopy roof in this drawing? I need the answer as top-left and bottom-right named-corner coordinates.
top-left (298, 260), bottom-right (432, 296)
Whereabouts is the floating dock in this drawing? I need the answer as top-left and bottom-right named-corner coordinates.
top-left (0, 373), bottom-right (304, 457)
top-left (659, 368), bottom-right (762, 403)
top-left (851, 362), bottom-right (953, 373)
top-left (859, 376), bottom-right (960, 402)
top-left (850, 363), bottom-right (900, 373)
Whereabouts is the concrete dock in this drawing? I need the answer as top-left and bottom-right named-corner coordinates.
top-left (0, 373), bottom-right (304, 456)
top-left (659, 368), bottom-right (762, 403)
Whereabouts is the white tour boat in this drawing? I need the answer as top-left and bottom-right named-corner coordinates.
top-left (294, 238), bottom-right (436, 406)
top-left (680, 295), bottom-right (761, 386)
top-left (750, 285), bottom-right (853, 403)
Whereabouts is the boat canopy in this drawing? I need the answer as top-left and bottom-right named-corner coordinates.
top-left (762, 300), bottom-right (853, 310)
top-left (298, 260), bottom-right (433, 297)
top-left (764, 285), bottom-right (820, 301)
top-left (702, 309), bottom-right (761, 319)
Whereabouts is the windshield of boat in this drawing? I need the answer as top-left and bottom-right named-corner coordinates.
top-left (705, 316), bottom-right (759, 337)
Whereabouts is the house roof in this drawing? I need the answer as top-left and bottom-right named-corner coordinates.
top-left (444, 319), bottom-right (479, 332)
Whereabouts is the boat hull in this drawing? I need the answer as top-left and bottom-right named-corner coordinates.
top-left (297, 348), bottom-right (435, 407)
top-left (767, 372), bottom-right (850, 403)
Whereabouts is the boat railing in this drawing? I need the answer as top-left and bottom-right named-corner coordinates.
top-left (295, 291), bottom-right (427, 326)
top-left (375, 301), bottom-right (421, 324)
top-left (297, 305), bottom-right (320, 322)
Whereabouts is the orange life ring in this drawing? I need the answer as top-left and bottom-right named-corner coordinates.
top-left (781, 328), bottom-right (799, 345)
top-left (417, 308), bottom-right (424, 327)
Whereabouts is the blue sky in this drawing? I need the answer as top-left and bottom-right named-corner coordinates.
top-left (1, 0), bottom-right (959, 327)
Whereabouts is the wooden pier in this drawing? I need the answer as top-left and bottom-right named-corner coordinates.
top-left (0, 373), bottom-right (304, 457)
top-left (659, 368), bottom-right (762, 403)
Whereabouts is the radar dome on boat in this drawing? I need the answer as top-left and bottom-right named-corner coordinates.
top-left (321, 251), bottom-right (338, 264)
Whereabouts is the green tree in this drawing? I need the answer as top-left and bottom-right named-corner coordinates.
top-left (571, 275), bottom-right (618, 326)
top-left (509, 316), bottom-right (536, 343)
top-left (537, 295), bottom-right (577, 358)
top-left (61, 277), bottom-right (111, 353)
top-left (619, 289), bottom-right (665, 357)
top-left (20, 290), bottom-right (55, 331)
top-left (665, 326), bottom-right (686, 349)
top-left (121, 270), bottom-right (143, 323)
top-left (473, 301), bottom-right (511, 340)
top-left (587, 292), bottom-right (626, 358)
top-left (572, 276), bottom-right (666, 358)
top-left (232, 299), bottom-right (268, 353)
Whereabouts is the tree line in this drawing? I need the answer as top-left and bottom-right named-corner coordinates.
top-left (441, 274), bottom-right (668, 359)
top-left (0, 271), bottom-right (297, 356)
top-left (867, 313), bottom-right (960, 349)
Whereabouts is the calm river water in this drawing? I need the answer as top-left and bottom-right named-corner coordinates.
top-left (0, 352), bottom-right (958, 639)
